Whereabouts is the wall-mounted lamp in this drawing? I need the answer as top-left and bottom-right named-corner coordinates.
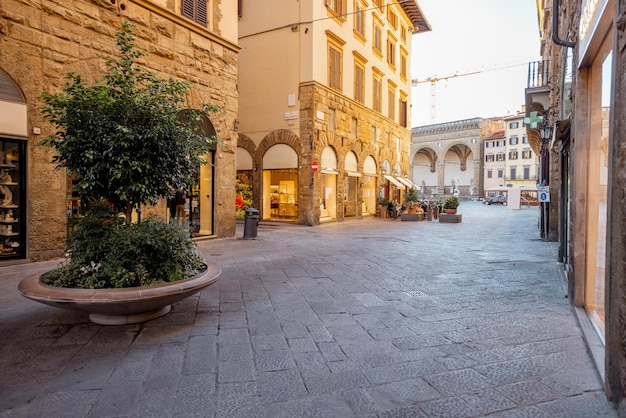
top-left (539, 125), bottom-right (553, 144)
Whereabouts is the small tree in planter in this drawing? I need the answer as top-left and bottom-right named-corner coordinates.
top-left (443, 195), bottom-right (460, 214)
top-left (39, 21), bottom-right (220, 289)
top-left (405, 187), bottom-right (420, 213)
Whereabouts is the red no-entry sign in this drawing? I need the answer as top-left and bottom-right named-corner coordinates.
top-left (311, 161), bottom-right (318, 173)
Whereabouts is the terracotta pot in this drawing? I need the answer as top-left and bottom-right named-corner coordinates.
top-left (18, 263), bottom-right (221, 325)
top-left (444, 209), bottom-right (457, 214)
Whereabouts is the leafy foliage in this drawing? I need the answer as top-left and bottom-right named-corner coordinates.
top-left (38, 22), bottom-right (214, 288)
top-left (42, 205), bottom-right (205, 288)
top-left (235, 183), bottom-right (253, 220)
top-left (405, 187), bottom-right (419, 206)
top-left (40, 21), bottom-right (219, 222)
top-left (444, 195), bottom-right (460, 209)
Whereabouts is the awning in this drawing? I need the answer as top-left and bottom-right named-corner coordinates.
top-left (383, 175), bottom-right (406, 190)
top-left (396, 177), bottom-right (419, 190)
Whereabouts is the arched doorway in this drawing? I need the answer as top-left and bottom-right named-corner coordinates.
top-left (236, 147), bottom-right (254, 219)
top-left (263, 144), bottom-right (298, 221)
top-left (320, 146), bottom-right (338, 222)
top-left (0, 68), bottom-right (27, 260)
top-left (362, 156), bottom-right (378, 215)
top-left (344, 151), bottom-right (359, 218)
top-left (189, 114), bottom-right (216, 236)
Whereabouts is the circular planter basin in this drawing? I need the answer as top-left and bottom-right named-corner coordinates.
top-left (18, 263), bottom-right (221, 325)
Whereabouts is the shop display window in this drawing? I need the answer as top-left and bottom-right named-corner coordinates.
top-left (0, 139), bottom-right (25, 259)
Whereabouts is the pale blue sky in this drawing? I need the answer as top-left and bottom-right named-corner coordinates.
top-left (411, 0), bottom-right (540, 126)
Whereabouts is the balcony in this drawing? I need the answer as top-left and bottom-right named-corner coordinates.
top-left (525, 60), bottom-right (550, 112)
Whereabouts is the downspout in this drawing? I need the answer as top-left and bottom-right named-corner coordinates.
top-left (553, 0), bottom-right (576, 48)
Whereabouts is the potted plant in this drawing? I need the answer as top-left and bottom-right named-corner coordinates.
top-left (443, 195), bottom-right (460, 214)
top-left (18, 22), bottom-right (221, 324)
top-left (405, 187), bottom-right (420, 214)
top-left (377, 196), bottom-right (389, 218)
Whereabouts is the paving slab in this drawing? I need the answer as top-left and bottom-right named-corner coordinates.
top-left (0, 202), bottom-right (617, 417)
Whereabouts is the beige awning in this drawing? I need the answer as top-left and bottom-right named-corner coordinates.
top-left (396, 177), bottom-right (419, 190)
top-left (384, 175), bottom-right (406, 190)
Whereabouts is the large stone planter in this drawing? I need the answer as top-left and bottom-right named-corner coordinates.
top-left (18, 263), bottom-right (221, 325)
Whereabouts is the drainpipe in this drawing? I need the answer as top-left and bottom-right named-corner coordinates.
top-left (553, 0), bottom-right (576, 48)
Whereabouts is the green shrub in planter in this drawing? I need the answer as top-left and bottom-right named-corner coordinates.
top-left (444, 195), bottom-right (460, 210)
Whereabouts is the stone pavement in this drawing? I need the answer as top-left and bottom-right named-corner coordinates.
top-left (0, 202), bottom-right (617, 417)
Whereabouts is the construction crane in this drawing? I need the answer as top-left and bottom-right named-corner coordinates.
top-left (411, 61), bottom-right (532, 123)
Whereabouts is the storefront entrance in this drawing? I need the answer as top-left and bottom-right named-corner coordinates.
top-left (262, 144), bottom-right (299, 221)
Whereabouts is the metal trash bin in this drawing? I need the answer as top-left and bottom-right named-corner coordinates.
top-left (243, 208), bottom-right (259, 239)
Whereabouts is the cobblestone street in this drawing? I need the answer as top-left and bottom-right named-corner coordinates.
top-left (0, 202), bottom-right (617, 417)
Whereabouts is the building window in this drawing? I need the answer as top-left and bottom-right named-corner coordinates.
top-left (373, 73), bottom-right (382, 112)
top-left (386, 33), bottom-right (396, 67)
top-left (510, 167), bottom-right (517, 180)
top-left (509, 151), bottom-right (518, 160)
top-left (522, 150), bottom-right (532, 159)
top-left (485, 142), bottom-right (493, 148)
top-left (372, 17), bottom-right (383, 55)
top-left (388, 87), bottom-right (395, 121)
top-left (400, 24), bottom-right (407, 43)
top-left (497, 169), bottom-right (503, 178)
top-left (371, 125), bottom-right (377, 144)
top-left (238, 0), bottom-right (243, 17)
top-left (509, 136), bottom-right (518, 145)
top-left (487, 170), bottom-right (493, 178)
top-left (372, 0), bottom-right (383, 7)
top-left (354, 1), bottom-right (366, 36)
top-left (522, 135), bottom-right (528, 144)
top-left (496, 153), bottom-right (505, 161)
top-left (498, 140), bottom-right (506, 147)
top-left (182, 0), bottom-right (208, 26)
top-left (400, 48), bottom-right (408, 79)
top-left (485, 154), bottom-right (495, 162)
top-left (354, 62), bottom-right (365, 103)
top-left (509, 121), bottom-right (519, 129)
top-left (399, 97), bottom-right (408, 127)
top-left (387, 8), bottom-right (398, 29)
top-left (326, 0), bottom-right (345, 16)
top-left (523, 166), bottom-right (530, 180)
top-left (329, 108), bottom-right (336, 131)
top-left (351, 117), bottom-right (358, 139)
top-left (329, 46), bottom-right (342, 90)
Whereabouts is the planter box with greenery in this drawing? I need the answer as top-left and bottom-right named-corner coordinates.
top-left (18, 22), bottom-right (221, 324)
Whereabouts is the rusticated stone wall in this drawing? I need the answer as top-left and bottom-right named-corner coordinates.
top-left (0, 0), bottom-right (238, 261)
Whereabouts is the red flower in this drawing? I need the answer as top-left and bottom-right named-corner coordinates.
top-left (235, 195), bottom-right (245, 209)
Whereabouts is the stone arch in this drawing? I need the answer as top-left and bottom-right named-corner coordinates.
top-left (256, 129), bottom-right (301, 164)
top-left (448, 144), bottom-right (473, 171)
top-left (237, 133), bottom-right (256, 158)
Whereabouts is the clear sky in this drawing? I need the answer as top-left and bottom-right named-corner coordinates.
top-left (410, 0), bottom-right (541, 127)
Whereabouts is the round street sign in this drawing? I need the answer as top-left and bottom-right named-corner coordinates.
top-left (311, 161), bottom-right (318, 173)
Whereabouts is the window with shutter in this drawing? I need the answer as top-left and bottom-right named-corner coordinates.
top-left (182, 0), bottom-right (208, 26)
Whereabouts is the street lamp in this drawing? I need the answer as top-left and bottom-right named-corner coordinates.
top-left (539, 125), bottom-right (553, 145)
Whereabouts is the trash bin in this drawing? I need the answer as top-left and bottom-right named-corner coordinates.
top-left (243, 208), bottom-right (259, 239)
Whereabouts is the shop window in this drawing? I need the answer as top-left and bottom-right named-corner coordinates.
top-left (0, 139), bottom-right (25, 259)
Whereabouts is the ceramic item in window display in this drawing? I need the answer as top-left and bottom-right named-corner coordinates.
top-left (6, 210), bottom-right (14, 221)
top-left (0, 186), bottom-right (12, 206)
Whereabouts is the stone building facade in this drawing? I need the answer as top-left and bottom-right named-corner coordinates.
top-left (410, 118), bottom-right (502, 200)
top-left (0, 0), bottom-right (239, 263)
top-left (237, 0), bottom-right (430, 225)
top-left (527, 0), bottom-right (626, 411)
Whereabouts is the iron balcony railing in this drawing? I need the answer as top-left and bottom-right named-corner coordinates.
top-left (527, 60), bottom-right (550, 89)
